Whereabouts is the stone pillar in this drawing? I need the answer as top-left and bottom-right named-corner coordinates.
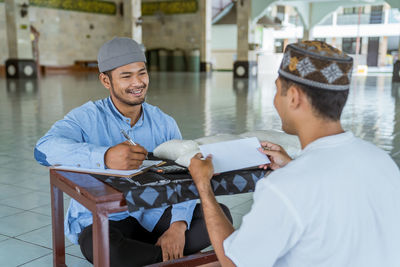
top-left (302, 3), bottom-right (313, 41)
top-left (383, 3), bottom-right (390, 24)
top-left (123, 0), bottom-right (142, 44)
top-left (5, 0), bottom-right (37, 78)
top-left (393, 36), bottom-right (400, 82)
top-left (234, 0), bottom-right (257, 79)
top-left (283, 39), bottom-right (289, 51)
top-left (331, 37), bottom-right (337, 47)
top-left (332, 11), bottom-right (337, 26)
top-left (303, 28), bottom-right (310, 40)
top-left (199, 0), bottom-right (212, 72)
top-left (379, 36), bottom-right (388, 67)
top-left (336, 38), bottom-right (343, 51)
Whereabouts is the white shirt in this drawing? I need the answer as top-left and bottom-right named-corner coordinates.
top-left (223, 132), bottom-right (400, 267)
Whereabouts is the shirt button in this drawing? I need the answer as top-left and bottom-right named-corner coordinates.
top-left (96, 163), bottom-right (100, 167)
top-left (77, 164), bottom-right (81, 167)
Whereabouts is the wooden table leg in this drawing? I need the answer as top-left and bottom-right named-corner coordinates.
top-left (50, 183), bottom-right (67, 267)
top-left (92, 210), bottom-right (110, 267)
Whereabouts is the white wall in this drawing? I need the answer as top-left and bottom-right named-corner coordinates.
top-left (211, 24), bottom-right (237, 70)
top-left (313, 24), bottom-right (400, 38)
top-left (142, 13), bottom-right (201, 51)
top-left (0, 2), bottom-right (123, 66)
top-left (0, 1), bottom-right (204, 67)
top-left (258, 53), bottom-right (283, 74)
top-left (211, 25), bottom-right (237, 50)
top-left (270, 21), bottom-right (400, 40)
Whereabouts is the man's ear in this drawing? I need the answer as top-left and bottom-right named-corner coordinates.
top-left (99, 73), bottom-right (112, 90)
top-left (287, 84), bottom-right (301, 110)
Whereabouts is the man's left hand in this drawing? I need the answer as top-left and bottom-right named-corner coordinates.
top-left (156, 221), bottom-right (187, 261)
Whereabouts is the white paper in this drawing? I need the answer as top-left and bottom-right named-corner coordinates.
top-left (199, 137), bottom-right (270, 173)
top-left (52, 160), bottom-right (163, 177)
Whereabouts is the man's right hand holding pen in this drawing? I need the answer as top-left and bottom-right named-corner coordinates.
top-left (258, 141), bottom-right (292, 170)
top-left (104, 142), bottom-right (148, 170)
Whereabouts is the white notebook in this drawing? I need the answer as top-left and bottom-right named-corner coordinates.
top-left (51, 160), bottom-right (164, 177)
top-left (199, 137), bottom-right (270, 173)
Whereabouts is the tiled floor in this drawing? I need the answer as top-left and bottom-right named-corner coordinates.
top-left (0, 72), bottom-right (399, 266)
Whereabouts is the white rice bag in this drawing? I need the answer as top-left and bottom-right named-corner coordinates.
top-left (153, 139), bottom-right (199, 161)
top-left (239, 130), bottom-right (301, 157)
top-left (175, 149), bottom-right (200, 167)
top-left (195, 134), bottom-right (241, 145)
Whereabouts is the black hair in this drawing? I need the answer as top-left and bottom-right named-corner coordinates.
top-left (279, 75), bottom-right (349, 121)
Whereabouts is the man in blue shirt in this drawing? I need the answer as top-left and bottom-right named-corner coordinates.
top-left (34, 37), bottom-right (231, 266)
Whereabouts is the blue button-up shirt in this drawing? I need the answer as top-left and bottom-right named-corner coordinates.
top-left (34, 97), bottom-right (197, 244)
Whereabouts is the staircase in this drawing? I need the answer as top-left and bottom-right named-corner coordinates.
top-left (212, 0), bottom-right (235, 24)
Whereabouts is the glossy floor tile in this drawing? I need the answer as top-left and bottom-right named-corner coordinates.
top-left (0, 238), bottom-right (51, 266)
top-left (29, 201), bottom-right (69, 217)
top-left (0, 184), bottom-right (33, 201)
top-left (0, 72), bottom-right (399, 266)
top-left (0, 211), bottom-right (51, 237)
top-left (0, 191), bottom-right (50, 210)
top-left (16, 224), bottom-right (72, 249)
top-left (0, 204), bottom-right (25, 218)
top-left (20, 254), bottom-right (91, 267)
top-left (0, 234), bottom-right (9, 243)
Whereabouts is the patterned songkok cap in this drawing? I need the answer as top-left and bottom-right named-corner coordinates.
top-left (278, 41), bottom-right (353, 91)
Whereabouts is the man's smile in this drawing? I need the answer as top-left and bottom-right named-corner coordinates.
top-left (126, 87), bottom-right (145, 97)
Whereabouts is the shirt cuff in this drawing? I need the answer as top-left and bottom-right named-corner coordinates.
top-left (89, 146), bottom-right (110, 169)
top-left (170, 200), bottom-right (197, 230)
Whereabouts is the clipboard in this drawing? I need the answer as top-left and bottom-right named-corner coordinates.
top-left (50, 160), bottom-right (166, 178)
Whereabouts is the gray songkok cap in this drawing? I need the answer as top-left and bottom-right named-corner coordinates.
top-left (97, 37), bottom-right (146, 73)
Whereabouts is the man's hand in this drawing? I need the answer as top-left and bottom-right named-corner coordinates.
top-left (156, 221), bottom-right (187, 261)
top-left (104, 141), bottom-right (148, 170)
top-left (258, 141), bottom-right (292, 170)
top-left (189, 153), bottom-right (214, 190)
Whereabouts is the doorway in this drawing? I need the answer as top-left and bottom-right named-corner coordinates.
top-left (367, 37), bottom-right (379, 67)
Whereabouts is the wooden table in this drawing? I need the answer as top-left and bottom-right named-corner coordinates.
top-left (50, 169), bottom-right (222, 267)
top-left (50, 169), bottom-right (127, 267)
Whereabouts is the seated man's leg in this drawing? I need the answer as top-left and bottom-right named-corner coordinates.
top-left (152, 203), bottom-right (232, 255)
top-left (78, 217), bottom-right (162, 267)
top-left (184, 203), bottom-right (232, 255)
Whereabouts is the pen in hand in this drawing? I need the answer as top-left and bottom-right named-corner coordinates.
top-left (120, 129), bottom-right (148, 159)
top-left (120, 129), bottom-right (137, 145)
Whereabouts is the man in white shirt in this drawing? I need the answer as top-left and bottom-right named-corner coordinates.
top-left (189, 41), bottom-right (400, 267)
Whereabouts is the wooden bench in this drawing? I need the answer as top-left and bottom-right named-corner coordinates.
top-left (74, 60), bottom-right (98, 68)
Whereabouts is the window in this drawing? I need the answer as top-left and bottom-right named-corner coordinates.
top-left (274, 39), bottom-right (284, 53)
top-left (370, 5), bottom-right (383, 24)
top-left (387, 36), bottom-right (400, 55)
top-left (276, 5), bottom-right (285, 23)
top-left (343, 7), bottom-right (365, 14)
top-left (338, 7), bottom-right (368, 25)
top-left (342, 37), bottom-right (362, 54)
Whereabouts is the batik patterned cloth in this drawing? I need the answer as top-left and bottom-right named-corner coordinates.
top-left (93, 157), bottom-right (269, 212)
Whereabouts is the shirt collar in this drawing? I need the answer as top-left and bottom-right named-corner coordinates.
top-left (300, 131), bottom-right (354, 155)
top-left (107, 97), bottom-right (145, 127)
